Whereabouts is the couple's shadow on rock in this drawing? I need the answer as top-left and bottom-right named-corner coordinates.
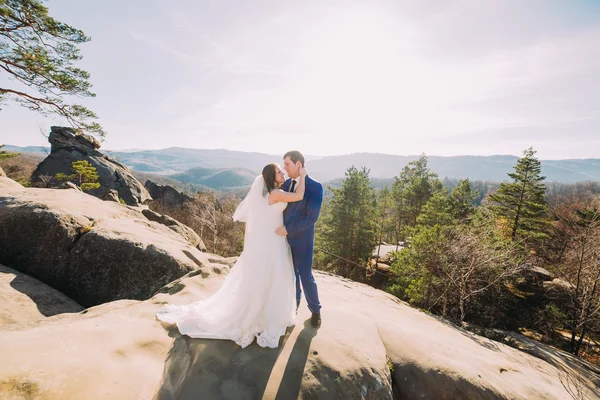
top-left (154, 318), bottom-right (319, 400)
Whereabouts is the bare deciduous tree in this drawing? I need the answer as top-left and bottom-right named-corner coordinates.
top-left (550, 195), bottom-right (600, 356)
top-left (442, 225), bottom-right (523, 323)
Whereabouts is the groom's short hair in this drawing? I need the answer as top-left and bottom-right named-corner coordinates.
top-left (284, 150), bottom-right (305, 167)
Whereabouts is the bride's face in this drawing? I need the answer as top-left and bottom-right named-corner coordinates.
top-left (274, 165), bottom-right (286, 186)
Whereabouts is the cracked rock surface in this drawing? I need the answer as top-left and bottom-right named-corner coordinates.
top-left (0, 177), bottom-right (209, 307)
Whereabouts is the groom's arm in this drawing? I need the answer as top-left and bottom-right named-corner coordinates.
top-left (284, 181), bottom-right (323, 236)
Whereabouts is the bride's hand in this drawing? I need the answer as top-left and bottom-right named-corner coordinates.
top-left (300, 167), bottom-right (307, 178)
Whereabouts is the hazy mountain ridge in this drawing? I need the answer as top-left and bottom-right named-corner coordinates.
top-left (170, 166), bottom-right (258, 190)
top-left (6, 145), bottom-right (600, 183)
top-left (3, 145), bottom-right (50, 154)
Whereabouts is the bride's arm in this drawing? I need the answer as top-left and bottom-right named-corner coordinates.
top-left (269, 169), bottom-right (306, 203)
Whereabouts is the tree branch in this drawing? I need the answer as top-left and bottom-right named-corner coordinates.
top-left (0, 86), bottom-right (56, 106)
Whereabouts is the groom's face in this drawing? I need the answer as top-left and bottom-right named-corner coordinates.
top-left (283, 156), bottom-right (301, 179)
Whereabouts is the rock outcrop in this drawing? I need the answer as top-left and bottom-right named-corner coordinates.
top-left (30, 126), bottom-right (151, 206)
top-left (103, 188), bottom-right (120, 202)
top-left (1, 266), bottom-right (598, 399)
top-left (0, 166), bottom-right (5, 177)
top-left (60, 181), bottom-right (82, 191)
top-left (366, 262), bottom-right (392, 290)
top-left (142, 208), bottom-right (206, 251)
top-left (0, 183), bottom-right (211, 307)
top-left (145, 180), bottom-right (193, 208)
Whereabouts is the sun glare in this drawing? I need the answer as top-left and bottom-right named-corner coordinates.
top-left (289, 7), bottom-right (446, 146)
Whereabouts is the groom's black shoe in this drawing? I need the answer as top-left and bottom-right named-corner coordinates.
top-left (311, 312), bottom-right (321, 328)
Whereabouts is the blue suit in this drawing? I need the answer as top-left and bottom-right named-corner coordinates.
top-left (282, 176), bottom-right (323, 313)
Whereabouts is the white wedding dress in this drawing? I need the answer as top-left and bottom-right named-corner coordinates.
top-left (156, 176), bottom-right (296, 348)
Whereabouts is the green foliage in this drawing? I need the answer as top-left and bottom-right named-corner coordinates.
top-left (0, 144), bottom-right (19, 159)
top-left (449, 179), bottom-right (478, 221)
top-left (489, 147), bottom-right (550, 244)
top-left (388, 225), bottom-right (447, 305)
top-left (386, 357), bottom-right (395, 374)
top-left (389, 214), bottom-right (520, 323)
top-left (375, 186), bottom-right (396, 248)
top-left (443, 177), bottom-right (490, 206)
top-left (0, 0), bottom-right (104, 137)
top-left (417, 192), bottom-right (453, 228)
top-left (416, 180), bottom-right (479, 229)
top-left (391, 154), bottom-right (443, 242)
top-left (54, 160), bottom-right (100, 191)
top-left (316, 166), bottom-right (378, 278)
top-left (15, 176), bottom-right (29, 186)
top-left (119, 197), bottom-right (126, 205)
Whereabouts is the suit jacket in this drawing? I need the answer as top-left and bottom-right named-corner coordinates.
top-left (282, 176), bottom-right (323, 249)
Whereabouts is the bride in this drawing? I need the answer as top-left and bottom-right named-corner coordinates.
top-left (156, 163), bottom-right (307, 348)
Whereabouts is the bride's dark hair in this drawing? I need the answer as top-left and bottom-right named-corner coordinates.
top-left (262, 163), bottom-right (278, 194)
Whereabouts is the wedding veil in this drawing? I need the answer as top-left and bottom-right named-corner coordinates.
top-left (233, 175), bottom-right (270, 240)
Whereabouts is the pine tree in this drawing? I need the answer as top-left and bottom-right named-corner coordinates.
top-left (316, 166), bottom-right (378, 278)
top-left (391, 173), bottom-right (408, 249)
top-left (0, 0), bottom-right (104, 137)
top-left (489, 147), bottom-right (549, 242)
top-left (55, 160), bottom-right (100, 191)
top-left (375, 186), bottom-right (394, 257)
top-left (417, 192), bottom-right (453, 228)
top-left (448, 179), bottom-right (478, 221)
top-left (401, 154), bottom-right (443, 226)
top-left (414, 179), bottom-right (478, 229)
top-left (391, 154), bottom-right (443, 241)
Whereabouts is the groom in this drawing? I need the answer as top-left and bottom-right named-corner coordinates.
top-left (276, 150), bottom-right (323, 328)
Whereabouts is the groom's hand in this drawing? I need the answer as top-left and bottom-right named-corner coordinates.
top-left (276, 226), bottom-right (288, 236)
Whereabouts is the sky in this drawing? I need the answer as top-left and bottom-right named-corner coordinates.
top-left (1, 0), bottom-right (600, 158)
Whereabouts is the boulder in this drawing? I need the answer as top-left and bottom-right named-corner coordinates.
top-left (0, 268), bottom-right (598, 399)
top-left (543, 278), bottom-right (574, 301)
top-left (142, 208), bottom-right (205, 250)
top-left (60, 181), bottom-right (82, 191)
top-left (526, 266), bottom-right (554, 281)
top-left (103, 188), bottom-right (120, 202)
top-left (144, 180), bottom-right (193, 208)
top-left (366, 262), bottom-right (392, 290)
top-left (0, 185), bottom-right (216, 307)
top-left (30, 126), bottom-right (151, 206)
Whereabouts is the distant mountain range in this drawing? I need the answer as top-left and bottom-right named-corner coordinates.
top-left (4, 145), bottom-right (50, 155)
top-left (170, 167), bottom-right (258, 190)
top-left (6, 145), bottom-right (600, 186)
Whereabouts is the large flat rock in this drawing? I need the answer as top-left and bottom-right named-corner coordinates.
top-left (0, 186), bottom-right (215, 307)
top-left (0, 265), bottom-right (597, 400)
